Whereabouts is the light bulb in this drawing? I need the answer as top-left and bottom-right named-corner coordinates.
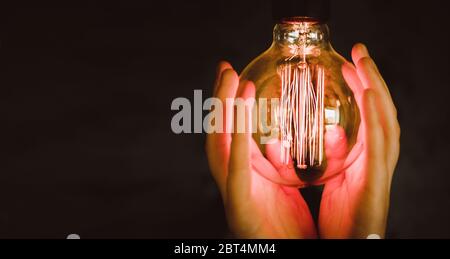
top-left (240, 7), bottom-right (362, 187)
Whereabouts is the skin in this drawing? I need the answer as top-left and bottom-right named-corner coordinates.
top-left (318, 44), bottom-right (400, 238)
top-left (205, 44), bottom-right (400, 239)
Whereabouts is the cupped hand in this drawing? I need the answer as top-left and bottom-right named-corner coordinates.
top-left (318, 44), bottom-right (400, 239)
top-left (206, 62), bottom-right (317, 239)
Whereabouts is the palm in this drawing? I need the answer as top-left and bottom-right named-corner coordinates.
top-left (226, 142), bottom-right (316, 238)
top-left (319, 138), bottom-right (373, 238)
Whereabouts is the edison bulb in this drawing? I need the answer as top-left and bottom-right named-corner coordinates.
top-left (240, 17), bottom-right (362, 187)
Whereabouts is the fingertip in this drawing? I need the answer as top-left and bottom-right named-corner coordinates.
top-left (222, 67), bottom-right (238, 79)
top-left (244, 81), bottom-right (256, 99)
top-left (342, 61), bottom-right (364, 102)
top-left (265, 138), bottom-right (282, 165)
top-left (220, 68), bottom-right (239, 89)
top-left (215, 68), bottom-right (239, 104)
top-left (356, 56), bottom-right (374, 69)
top-left (355, 56), bottom-right (379, 88)
top-left (324, 125), bottom-right (347, 159)
top-left (237, 80), bottom-right (256, 99)
top-left (265, 139), bottom-right (298, 179)
top-left (352, 43), bottom-right (370, 64)
top-left (213, 62), bottom-right (234, 95)
top-left (217, 61), bottom-right (233, 75)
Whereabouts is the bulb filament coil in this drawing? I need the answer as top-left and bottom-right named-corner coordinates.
top-left (279, 62), bottom-right (325, 169)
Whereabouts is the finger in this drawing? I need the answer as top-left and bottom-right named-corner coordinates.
top-left (251, 139), bottom-right (304, 187)
top-left (265, 139), bottom-right (293, 170)
top-left (352, 43), bottom-right (393, 98)
top-left (322, 125), bottom-right (349, 178)
top-left (217, 69), bottom-right (240, 134)
top-left (342, 61), bottom-right (364, 105)
top-left (342, 60), bottom-right (366, 145)
top-left (355, 53), bottom-right (400, 168)
top-left (207, 68), bottom-right (239, 147)
top-left (229, 80), bottom-right (255, 174)
top-left (351, 43), bottom-right (370, 65)
top-left (228, 81), bottom-right (255, 202)
top-left (352, 43), bottom-right (398, 123)
top-left (361, 89), bottom-right (386, 183)
top-left (352, 43), bottom-right (385, 94)
top-left (324, 125), bottom-right (348, 160)
top-left (206, 68), bottom-right (239, 201)
top-left (356, 56), bottom-right (397, 119)
top-left (265, 139), bottom-right (299, 182)
top-left (213, 61), bottom-right (233, 97)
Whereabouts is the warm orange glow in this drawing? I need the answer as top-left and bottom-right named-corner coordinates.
top-left (279, 63), bottom-right (324, 169)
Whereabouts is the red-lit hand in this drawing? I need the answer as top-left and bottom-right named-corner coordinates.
top-left (318, 44), bottom-right (400, 238)
top-left (206, 62), bottom-right (317, 239)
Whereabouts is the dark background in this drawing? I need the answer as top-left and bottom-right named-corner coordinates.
top-left (1, 0), bottom-right (449, 238)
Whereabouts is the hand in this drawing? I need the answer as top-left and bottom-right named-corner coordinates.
top-left (318, 44), bottom-right (400, 238)
top-left (206, 62), bottom-right (317, 239)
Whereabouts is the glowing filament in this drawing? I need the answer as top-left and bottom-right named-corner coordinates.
top-left (279, 63), bottom-right (325, 169)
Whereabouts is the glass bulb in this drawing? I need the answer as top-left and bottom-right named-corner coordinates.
top-left (240, 17), bottom-right (362, 188)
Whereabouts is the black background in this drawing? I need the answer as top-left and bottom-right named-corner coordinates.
top-left (1, 0), bottom-right (449, 238)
